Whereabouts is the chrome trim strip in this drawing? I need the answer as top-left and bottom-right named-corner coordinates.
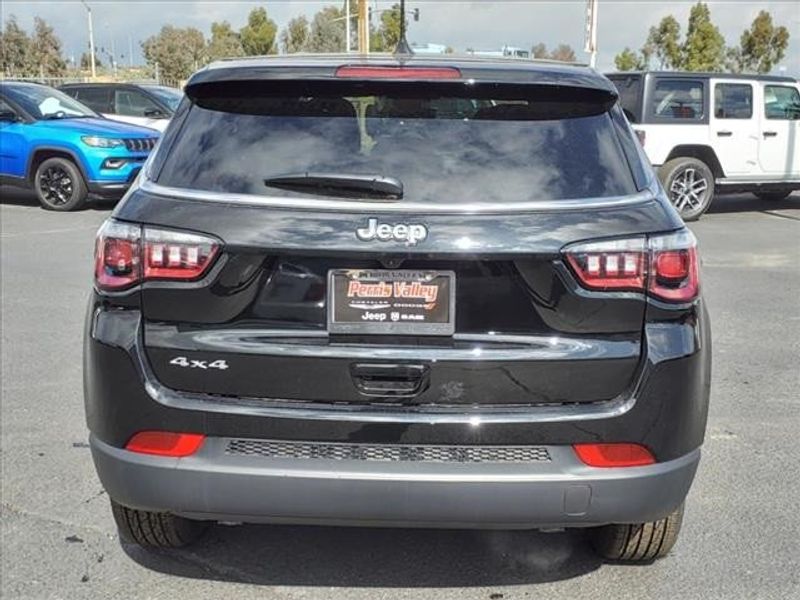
top-left (143, 326), bottom-right (640, 362)
top-left (138, 177), bottom-right (654, 215)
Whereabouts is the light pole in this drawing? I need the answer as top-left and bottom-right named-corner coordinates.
top-left (358, 0), bottom-right (369, 53)
top-left (345, 0), bottom-right (351, 52)
top-left (80, 0), bottom-right (96, 79)
top-left (584, 0), bottom-right (599, 69)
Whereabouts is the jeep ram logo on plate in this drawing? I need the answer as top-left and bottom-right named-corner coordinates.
top-left (356, 218), bottom-right (428, 246)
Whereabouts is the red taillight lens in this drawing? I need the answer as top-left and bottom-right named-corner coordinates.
top-left (563, 230), bottom-right (699, 303)
top-left (335, 66), bottom-right (461, 79)
top-left (126, 431), bottom-right (206, 457)
top-left (94, 220), bottom-right (220, 291)
top-left (564, 237), bottom-right (646, 291)
top-left (144, 228), bottom-right (220, 281)
top-left (648, 231), bottom-right (699, 303)
top-left (94, 221), bottom-right (141, 290)
top-left (573, 443), bottom-right (656, 468)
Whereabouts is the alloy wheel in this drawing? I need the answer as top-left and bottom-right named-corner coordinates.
top-left (668, 167), bottom-right (709, 214)
top-left (37, 166), bottom-right (74, 206)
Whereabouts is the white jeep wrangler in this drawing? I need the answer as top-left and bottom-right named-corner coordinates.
top-left (607, 72), bottom-right (800, 220)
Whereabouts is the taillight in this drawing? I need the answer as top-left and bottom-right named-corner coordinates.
top-left (94, 220), bottom-right (141, 290)
top-left (143, 228), bottom-right (219, 281)
top-left (564, 237), bottom-right (646, 292)
top-left (94, 220), bottom-right (220, 291)
top-left (563, 230), bottom-right (699, 303)
top-left (648, 230), bottom-right (699, 302)
top-left (573, 443), bottom-right (656, 468)
top-left (335, 65), bottom-right (461, 79)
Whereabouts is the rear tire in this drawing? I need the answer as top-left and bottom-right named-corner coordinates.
top-left (659, 157), bottom-right (715, 221)
top-left (589, 503), bottom-right (685, 563)
top-left (755, 190), bottom-right (791, 202)
top-left (33, 157), bottom-right (88, 211)
top-left (110, 499), bottom-right (207, 548)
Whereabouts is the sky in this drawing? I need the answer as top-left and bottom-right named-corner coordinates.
top-left (2, 0), bottom-right (799, 75)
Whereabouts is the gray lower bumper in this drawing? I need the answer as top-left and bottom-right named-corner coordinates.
top-left (90, 435), bottom-right (700, 529)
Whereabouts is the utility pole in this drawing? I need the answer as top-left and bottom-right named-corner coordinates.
top-left (395, 0), bottom-right (413, 54)
top-left (345, 0), bottom-right (351, 52)
top-left (128, 34), bottom-right (133, 67)
top-left (584, 0), bottom-right (598, 68)
top-left (357, 0), bottom-right (369, 53)
top-left (80, 0), bottom-right (96, 79)
top-left (111, 37), bottom-right (117, 77)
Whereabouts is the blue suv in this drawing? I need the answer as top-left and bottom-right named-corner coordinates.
top-left (0, 82), bottom-right (159, 211)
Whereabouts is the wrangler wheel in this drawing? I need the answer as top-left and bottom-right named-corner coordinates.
top-left (659, 158), bottom-right (714, 221)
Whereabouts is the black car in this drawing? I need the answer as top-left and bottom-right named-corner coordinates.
top-left (84, 54), bottom-right (711, 563)
top-left (60, 83), bottom-right (182, 132)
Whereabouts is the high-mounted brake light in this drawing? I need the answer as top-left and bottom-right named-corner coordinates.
top-left (573, 443), bottom-right (656, 468)
top-left (563, 230), bottom-right (699, 303)
top-left (126, 431), bottom-right (206, 457)
top-left (335, 66), bottom-right (461, 79)
top-left (94, 220), bottom-right (220, 291)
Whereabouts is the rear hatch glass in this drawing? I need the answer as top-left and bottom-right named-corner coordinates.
top-left (155, 81), bottom-right (637, 203)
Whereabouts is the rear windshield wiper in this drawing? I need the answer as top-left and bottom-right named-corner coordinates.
top-left (263, 173), bottom-right (403, 200)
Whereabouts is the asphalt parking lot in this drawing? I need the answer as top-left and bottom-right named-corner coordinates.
top-left (1, 188), bottom-right (799, 600)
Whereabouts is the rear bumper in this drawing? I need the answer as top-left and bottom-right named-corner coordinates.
top-left (90, 435), bottom-right (699, 528)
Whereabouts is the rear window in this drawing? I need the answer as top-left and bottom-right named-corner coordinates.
top-left (76, 87), bottom-right (112, 113)
top-left (651, 79), bottom-right (705, 120)
top-left (607, 75), bottom-right (642, 123)
top-left (156, 83), bottom-right (637, 203)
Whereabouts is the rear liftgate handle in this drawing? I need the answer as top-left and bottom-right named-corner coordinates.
top-left (350, 363), bottom-right (430, 399)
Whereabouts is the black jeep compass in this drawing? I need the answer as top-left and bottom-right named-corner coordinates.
top-left (84, 55), bottom-right (711, 563)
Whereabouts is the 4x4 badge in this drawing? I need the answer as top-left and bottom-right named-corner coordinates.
top-left (356, 218), bottom-right (428, 246)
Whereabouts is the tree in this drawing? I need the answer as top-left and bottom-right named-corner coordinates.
top-left (646, 15), bottom-right (681, 69)
top-left (240, 7), bottom-right (278, 55)
top-left (681, 2), bottom-right (725, 71)
top-left (529, 42), bottom-right (576, 62)
top-left (30, 16), bottom-right (66, 76)
top-left (614, 47), bottom-right (644, 71)
top-left (80, 51), bottom-right (102, 69)
top-left (306, 6), bottom-right (345, 53)
top-left (549, 44), bottom-right (576, 62)
top-left (531, 42), bottom-right (548, 59)
top-left (207, 20), bottom-right (244, 61)
top-left (613, 2), bottom-right (783, 73)
top-left (280, 15), bottom-right (309, 54)
top-left (142, 26), bottom-right (207, 83)
top-left (375, 3), bottom-right (405, 52)
top-left (732, 11), bottom-right (790, 74)
top-left (1, 15), bottom-right (33, 76)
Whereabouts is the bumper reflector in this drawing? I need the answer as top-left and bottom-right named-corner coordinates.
top-left (573, 443), bottom-right (655, 468)
top-left (126, 431), bottom-right (205, 457)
